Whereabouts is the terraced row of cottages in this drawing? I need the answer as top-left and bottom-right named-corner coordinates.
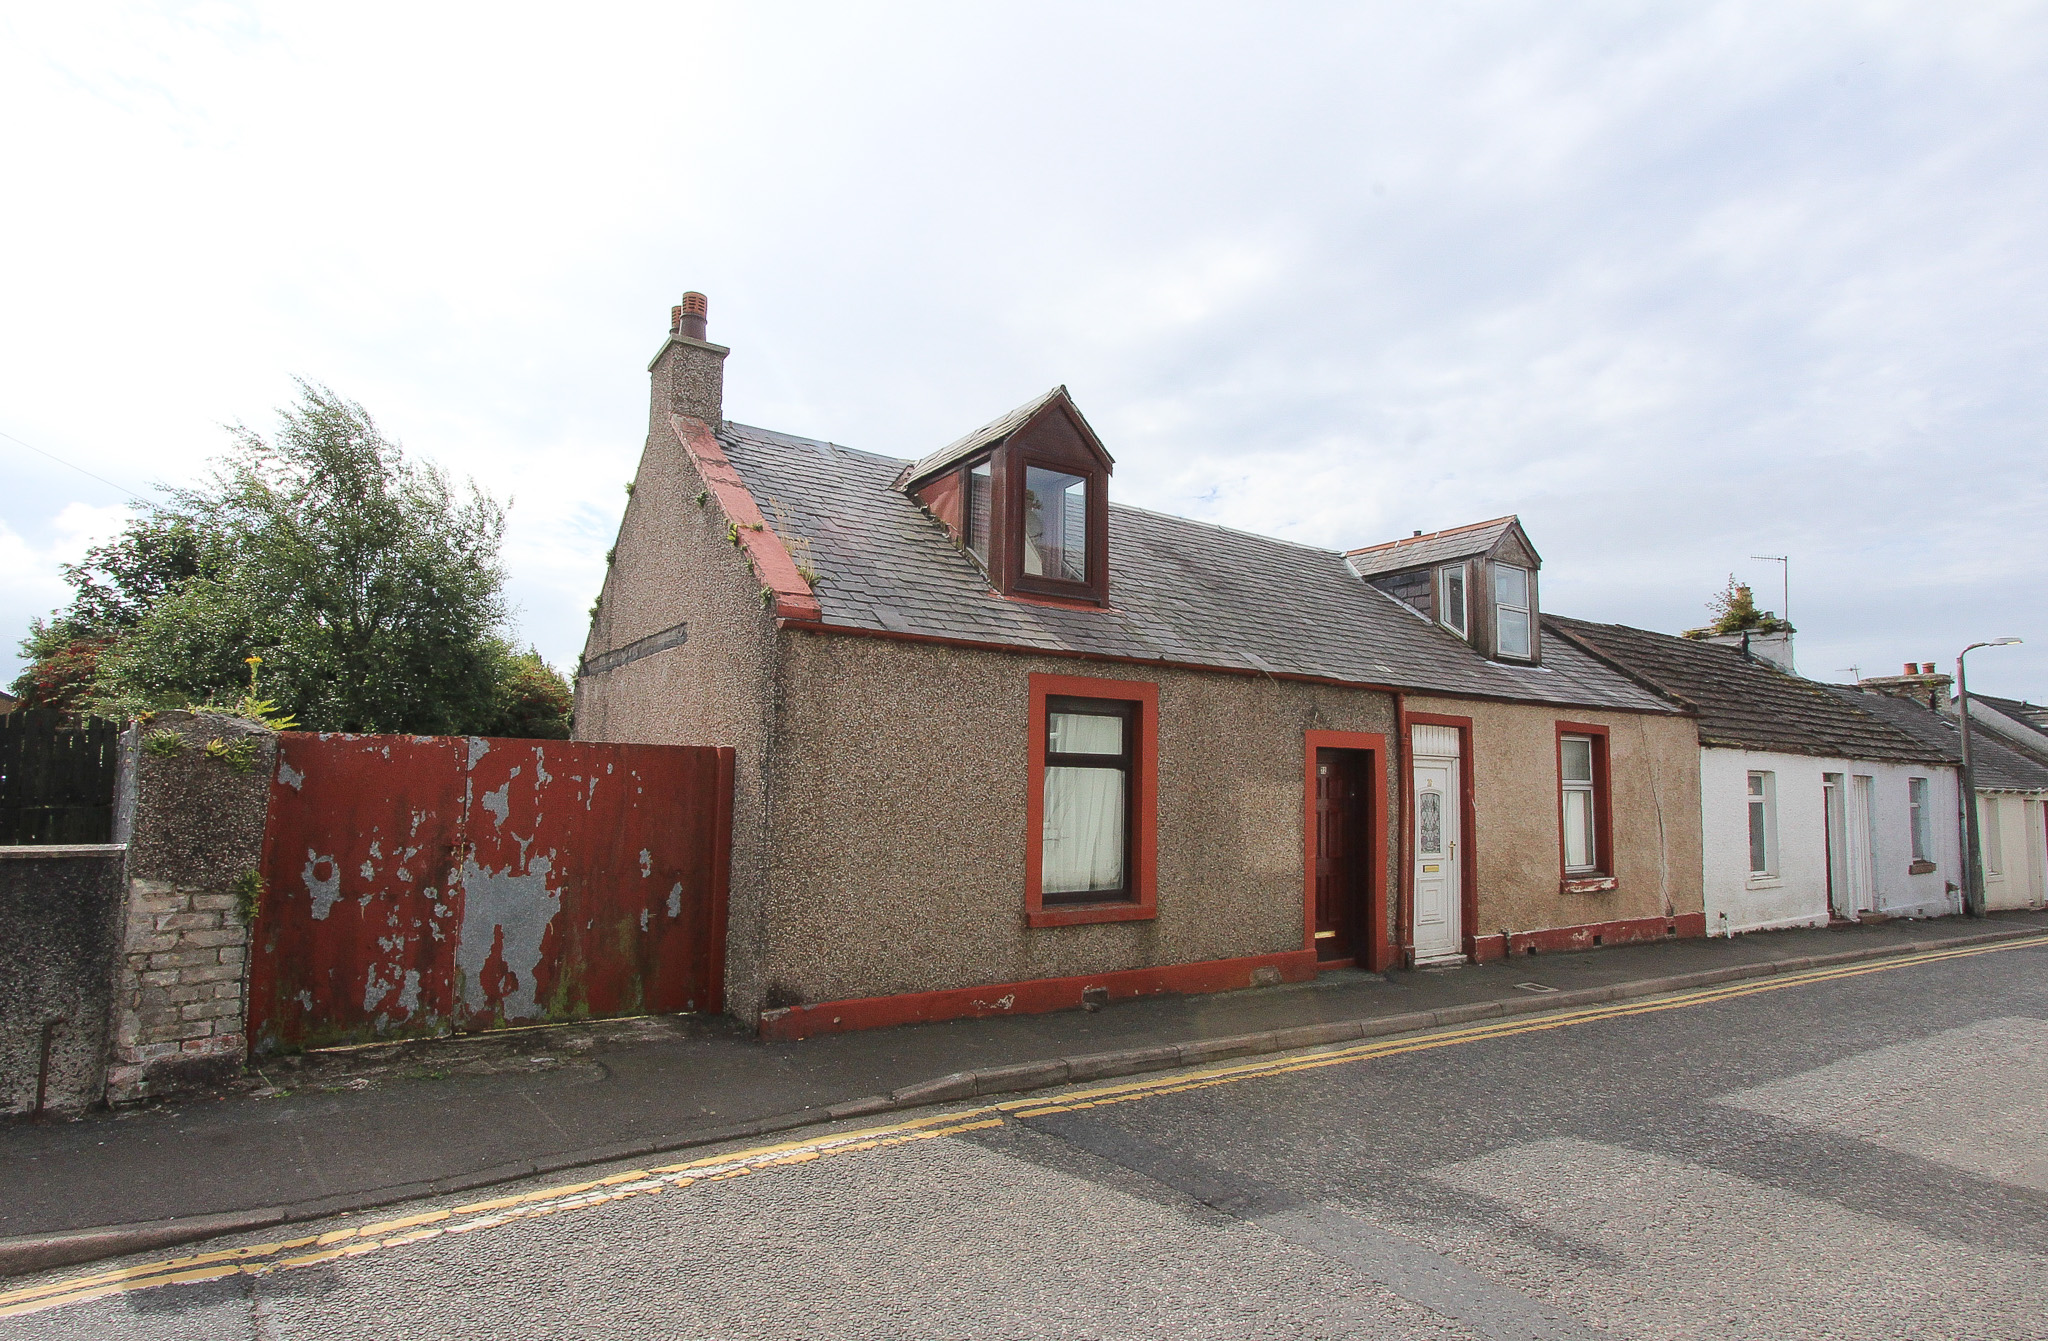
top-left (575, 293), bottom-right (2048, 1037)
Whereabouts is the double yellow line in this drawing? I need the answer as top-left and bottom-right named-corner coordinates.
top-left (6, 932), bottom-right (2041, 1318)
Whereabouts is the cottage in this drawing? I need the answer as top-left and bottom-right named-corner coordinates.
top-left (1346, 519), bottom-right (1706, 962)
top-left (1850, 673), bottom-right (2048, 911)
top-left (1546, 619), bottom-right (1962, 934)
top-left (577, 295), bottom-right (1702, 1034)
top-left (1969, 693), bottom-right (2048, 759)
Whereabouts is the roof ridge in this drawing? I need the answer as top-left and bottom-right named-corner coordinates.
top-left (1108, 498), bottom-right (1346, 559)
top-left (1344, 514), bottom-right (1517, 558)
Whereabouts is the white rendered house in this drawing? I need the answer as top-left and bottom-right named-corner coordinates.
top-left (1853, 673), bottom-right (2048, 913)
top-left (1698, 745), bottom-right (1959, 933)
top-left (1548, 620), bottom-right (1962, 936)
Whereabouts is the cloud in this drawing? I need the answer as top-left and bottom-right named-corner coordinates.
top-left (1, 3), bottom-right (2043, 696)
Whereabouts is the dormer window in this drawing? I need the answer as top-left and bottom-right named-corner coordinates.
top-left (1347, 516), bottom-right (1543, 666)
top-left (1494, 563), bottom-right (1532, 659)
top-left (1023, 466), bottom-right (1089, 584)
top-left (1438, 564), bottom-right (1468, 636)
top-left (903, 387), bottom-right (1114, 609)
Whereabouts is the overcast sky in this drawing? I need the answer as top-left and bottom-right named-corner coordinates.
top-left (3, 3), bottom-right (2042, 699)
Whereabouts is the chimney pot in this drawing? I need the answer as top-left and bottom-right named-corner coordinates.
top-left (1922, 662), bottom-right (1935, 674)
top-left (670, 305), bottom-right (683, 334)
top-left (678, 291), bottom-right (709, 341)
top-left (1413, 529), bottom-right (1423, 538)
top-left (1903, 662), bottom-right (1917, 675)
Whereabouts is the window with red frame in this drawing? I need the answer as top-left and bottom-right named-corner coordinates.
top-left (1041, 695), bottom-right (1135, 903)
top-left (1026, 674), bottom-right (1157, 927)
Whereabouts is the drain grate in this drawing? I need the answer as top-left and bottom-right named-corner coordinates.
top-left (1513, 981), bottom-right (1558, 993)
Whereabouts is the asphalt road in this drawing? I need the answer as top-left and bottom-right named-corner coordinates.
top-left (6, 934), bottom-right (2046, 1339)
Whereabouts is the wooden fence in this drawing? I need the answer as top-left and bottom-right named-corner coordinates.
top-left (0, 711), bottom-right (120, 845)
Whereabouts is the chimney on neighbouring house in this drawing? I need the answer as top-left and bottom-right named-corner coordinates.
top-left (651, 290), bottom-right (726, 425)
top-left (1858, 661), bottom-right (1954, 713)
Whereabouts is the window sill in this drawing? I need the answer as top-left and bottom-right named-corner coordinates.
top-left (1746, 875), bottom-right (1782, 889)
top-left (1560, 875), bottom-right (1617, 895)
top-left (1907, 859), bottom-right (1937, 876)
top-left (1000, 589), bottom-right (1116, 612)
top-left (1028, 900), bottom-right (1154, 928)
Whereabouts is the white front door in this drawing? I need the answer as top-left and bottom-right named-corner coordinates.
top-left (1823, 774), bottom-right (1847, 917)
top-left (1412, 756), bottom-right (1462, 964)
top-left (1848, 775), bottom-right (1877, 915)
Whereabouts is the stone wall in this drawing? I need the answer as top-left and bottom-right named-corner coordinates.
top-left (106, 711), bottom-right (277, 1104)
top-left (0, 845), bottom-right (127, 1115)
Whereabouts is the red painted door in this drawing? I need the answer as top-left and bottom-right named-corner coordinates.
top-left (1314, 748), bottom-right (1367, 962)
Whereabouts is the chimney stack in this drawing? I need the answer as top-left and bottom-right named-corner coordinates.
top-left (649, 289), bottom-right (727, 425)
top-left (1859, 661), bottom-right (1954, 713)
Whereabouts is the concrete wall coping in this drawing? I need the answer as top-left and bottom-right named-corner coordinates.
top-left (0, 845), bottom-right (128, 859)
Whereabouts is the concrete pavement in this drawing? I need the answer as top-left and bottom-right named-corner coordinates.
top-left (6, 922), bottom-right (2046, 1336)
top-left (2, 910), bottom-right (2045, 1275)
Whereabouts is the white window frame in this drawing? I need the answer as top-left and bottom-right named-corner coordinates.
top-left (1494, 563), bottom-right (1532, 660)
top-left (1438, 563), bottom-right (1468, 637)
top-left (1747, 770), bottom-right (1778, 879)
top-left (1907, 777), bottom-right (1932, 863)
top-left (1560, 734), bottom-right (1598, 875)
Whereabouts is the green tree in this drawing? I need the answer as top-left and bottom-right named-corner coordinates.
top-left (481, 645), bottom-right (574, 739)
top-left (9, 514), bottom-right (215, 710)
top-left (1682, 575), bottom-right (1794, 640)
top-left (65, 381), bottom-right (514, 733)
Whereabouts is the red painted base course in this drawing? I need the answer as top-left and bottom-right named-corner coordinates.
top-left (757, 949), bottom-right (1320, 1041)
top-left (1468, 912), bottom-right (1708, 964)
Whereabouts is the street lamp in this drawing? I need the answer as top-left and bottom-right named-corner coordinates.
top-left (1956, 637), bottom-right (2023, 917)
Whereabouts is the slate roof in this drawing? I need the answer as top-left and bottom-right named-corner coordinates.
top-left (1344, 516), bottom-right (1521, 579)
top-left (1543, 614), bottom-right (1947, 762)
top-left (1841, 689), bottom-right (2048, 792)
top-left (894, 387), bottom-right (1093, 488)
top-left (719, 422), bottom-right (1675, 713)
top-left (1973, 693), bottom-right (2048, 756)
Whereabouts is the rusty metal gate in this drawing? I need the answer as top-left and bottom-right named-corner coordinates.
top-left (249, 734), bottom-right (733, 1051)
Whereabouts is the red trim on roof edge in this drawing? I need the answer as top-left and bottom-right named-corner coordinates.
top-left (672, 414), bottom-right (822, 623)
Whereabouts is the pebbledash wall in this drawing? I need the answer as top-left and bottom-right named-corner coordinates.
top-left (1401, 695), bottom-right (1704, 961)
top-left (570, 394), bottom-right (1410, 1030)
top-left (0, 844), bottom-right (128, 1115)
top-left (574, 386), bottom-right (778, 1021)
top-left (1700, 748), bottom-right (1959, 936)
top-left (760, 633), bottom-right (1399, 1030)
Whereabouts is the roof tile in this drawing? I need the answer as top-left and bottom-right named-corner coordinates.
top-left (1545, 615), bottom-right (1949, 763)
top-left (719, 422), bottom-right (1676, 713)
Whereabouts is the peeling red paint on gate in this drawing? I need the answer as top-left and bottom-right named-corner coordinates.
top-left (249, 733), bottom-right (733, 1051)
